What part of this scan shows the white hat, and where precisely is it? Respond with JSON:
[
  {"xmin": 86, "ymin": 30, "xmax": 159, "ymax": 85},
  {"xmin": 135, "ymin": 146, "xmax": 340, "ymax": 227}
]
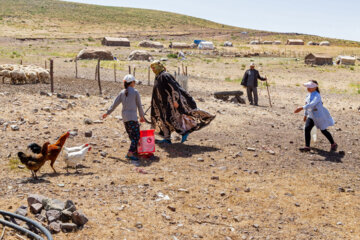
[
  {"xmin": 123, "ymin": 74, "xmax": 137, "ymax": 83},
  {"xmin": 303, "ymin": 81, "xmax": 318, "ymax": 88},
  {"xmin": 250, "ymin": 62, "xmax": 255, "ymax": 67}
]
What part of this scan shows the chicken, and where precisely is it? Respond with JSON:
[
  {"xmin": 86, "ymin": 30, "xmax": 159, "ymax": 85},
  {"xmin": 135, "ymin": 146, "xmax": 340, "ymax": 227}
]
[
  {"xmin": 27, "ymin": 143, "xmax": 42, "ymax": 154},
  {"xmin": 47, "ymin": 131, "xmax": 70, "ymax": 173},
  {"xmin": 18, "ymin": 142, "xmax": 50, "ymax": 179},
  {"xmin": 64, "ymin": 146, "xmax": 91, "ymax": 173},
  {"xmin": 64, "ymin": 144, "xmax": 89, "ymax": 153}
]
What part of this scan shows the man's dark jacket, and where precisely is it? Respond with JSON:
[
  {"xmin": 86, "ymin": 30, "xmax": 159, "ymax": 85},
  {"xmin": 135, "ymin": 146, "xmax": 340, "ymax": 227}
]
[{"xmin": 241, "ymin": 69, "xmax": 266, "ymax": 87}]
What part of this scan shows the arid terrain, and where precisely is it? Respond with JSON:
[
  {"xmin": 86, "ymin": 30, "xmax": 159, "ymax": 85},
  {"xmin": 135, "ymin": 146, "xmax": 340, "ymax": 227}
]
[{"xmin": 1, "ymin": 1, "xmax": 360, "ymax": 240}]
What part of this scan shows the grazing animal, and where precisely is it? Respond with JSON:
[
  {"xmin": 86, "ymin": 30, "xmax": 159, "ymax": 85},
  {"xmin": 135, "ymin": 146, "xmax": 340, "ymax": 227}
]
[{"xmin": 18, "ymin": 142, "xmax": 50, "ymax": 179}]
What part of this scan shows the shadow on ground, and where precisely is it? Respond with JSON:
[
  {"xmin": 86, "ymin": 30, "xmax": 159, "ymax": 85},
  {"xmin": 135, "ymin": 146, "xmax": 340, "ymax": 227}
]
[
  {"xmin": 311, "ymin": 148, "xmax": 345, "ymax": 163},
  {"xmin": 109, "ymin": 155, "xmax": 160, "ymax": 167},
  {"xmin": 157, "ymin": 143, "xmax": 220, "ymax": 158}
]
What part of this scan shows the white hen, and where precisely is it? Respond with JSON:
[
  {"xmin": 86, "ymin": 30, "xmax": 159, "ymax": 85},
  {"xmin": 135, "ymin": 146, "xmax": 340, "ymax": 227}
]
[
  {"xmin": 64, "ymin": 144, "xmax": 89, "ymax": 153},
  {"xmin": 64, "ymin": 146, "xmax": 91, "ymax": 172}
]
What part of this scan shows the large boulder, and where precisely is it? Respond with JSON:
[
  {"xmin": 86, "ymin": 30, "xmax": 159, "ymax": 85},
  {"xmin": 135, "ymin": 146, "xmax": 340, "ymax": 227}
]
[
  {"xmin": 128, "ymin": 50, "xmax": 153, "ymax": 61},
  {"xmin": 138, "ymin": 40, "xmax": 164, "ymax": 49},
  {"xmin": 76, "ymin": 49, "xmax": 114, "ymax": 60}
]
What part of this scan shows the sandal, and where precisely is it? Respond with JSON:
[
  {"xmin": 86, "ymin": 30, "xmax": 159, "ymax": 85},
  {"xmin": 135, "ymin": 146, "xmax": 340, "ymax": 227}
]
[
  {"xmin": 331, "ymin": 143, "xmax": 338, "ymax": 151},
  {"xmin": 181, "ymin": 133, "xmax": 190, "ymax": 143},
  {"xmin": 126, "ymin": 155, "xmax": 139, "ymax": 161},
  {"xmin": 299, "ymin": 147, "xmax": 311, "ymax": 152}
]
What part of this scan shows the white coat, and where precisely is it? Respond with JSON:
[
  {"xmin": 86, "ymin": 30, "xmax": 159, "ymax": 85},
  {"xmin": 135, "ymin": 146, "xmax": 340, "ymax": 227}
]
[{"xmin": 303, "ymin": 91, "xmax": 335, "ymax": 130}]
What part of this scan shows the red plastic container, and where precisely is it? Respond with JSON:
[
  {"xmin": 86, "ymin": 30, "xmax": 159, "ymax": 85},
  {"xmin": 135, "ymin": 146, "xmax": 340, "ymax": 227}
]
[{"xmin": 138, "ymin": 129, "xmax": 155, "ymax": 154}]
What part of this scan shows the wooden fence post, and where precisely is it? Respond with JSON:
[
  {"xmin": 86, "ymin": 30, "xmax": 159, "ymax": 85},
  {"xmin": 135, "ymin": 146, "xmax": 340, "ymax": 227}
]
[
  {"xmin": 75, "ymin": 59, "xmax": 78, "ymax": 79},
  {"xmin": 185, "ymin": 66, "xmax": 188, "ymax": 76},
  {"xmin": 148, "ymin": 67, "xmax": 150, "ymax": 86},
  {"xmin": 95, "ymin": 62, "xmax": 98, "ymax": 81},
  {"xmin": 50, "ymin": 59, "xmax": 54, "ymax": 93},
  {"xmin": 97, "ymin": 59, "xmax": 102, "ymax": 95},
  {"xmin": 20, "ymin": 59, "xmax": 23, "ymax": 65},
  {"xmin": 133, "ymin": 67, "xmax": 136, "ymax": 77},
  {"xmin": 128, "ymin": 65, "xmax": 131, "ymax": 74},
  {"xmin": 45, "ymin": 60, "xmax": 47, "ymax": 69},
  {"xmin": 114, "ymin": 63, "xmax": 116, "ymax": 82}
]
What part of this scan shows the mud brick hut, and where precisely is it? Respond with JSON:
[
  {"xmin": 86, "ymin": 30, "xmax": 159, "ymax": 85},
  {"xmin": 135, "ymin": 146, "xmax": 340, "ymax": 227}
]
[
  {"xmin": 336, "ymin": 56, "xmax": 356, "ymax": 65},
  {"xmin": 170, "ymin": 42, "xmax": 193, "ymax": 49},
  {"xmin": 319, "ymin": 41, "xmax": 330, "ymax": 46},
  {"xmin": 249, "ymin": 40, "xmax": 260, "ymax": 45},
  {"xmin": 139, "ymin": 40, "xmax": 164, "ymax": 49},
  {"xmin": 101, "ymin": 37, "xmax": 130, "ymax": 47},
  {"xmin": 305, "ymin": 53, "xmax": 333, "ymax": 65},
  {"xmin": 287, "ymin": 39, "xmax": 304, "ymax": 45},
  {"xmin": 262, "ymin": 41, "xmax": 273, "ymax": 45},
  {"xmin": 273, "ymin": 40, "xmax": 282, "ymax": 45}
]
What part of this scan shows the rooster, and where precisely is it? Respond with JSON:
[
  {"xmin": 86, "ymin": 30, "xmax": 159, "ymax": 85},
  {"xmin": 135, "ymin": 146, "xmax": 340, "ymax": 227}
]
[
  {"xmin": 27, "ymin": 143, "xmax": 42, "ymax": 154},
  {"xmin": 64, "ymin": 146, "xmax": 91, "ymax": 173},
  {"xmin": 46, "ymin": 131, "xmax": 70, "ymax": 173},
  {"xmin": 18, "ymin": 142, "xmax": 50, "ymax": 179}
]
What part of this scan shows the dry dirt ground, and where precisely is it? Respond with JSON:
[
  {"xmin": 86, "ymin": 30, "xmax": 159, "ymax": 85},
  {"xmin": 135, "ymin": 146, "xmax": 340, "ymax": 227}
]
[{"xmin": 0, "ymin": 40, "xmax": 360, "ymax": 240}]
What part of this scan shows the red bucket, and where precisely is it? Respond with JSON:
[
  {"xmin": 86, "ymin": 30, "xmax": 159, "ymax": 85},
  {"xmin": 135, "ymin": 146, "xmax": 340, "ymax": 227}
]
[{"xmin": 138, "ymin": 129, "xmax": 155, "ymax": 154}]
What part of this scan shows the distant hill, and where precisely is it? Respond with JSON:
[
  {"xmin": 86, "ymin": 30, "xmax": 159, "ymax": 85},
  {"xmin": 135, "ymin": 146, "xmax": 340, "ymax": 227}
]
[{"xmin": 0, "ymin": 0, "xmax": 358, "ymax": 46}]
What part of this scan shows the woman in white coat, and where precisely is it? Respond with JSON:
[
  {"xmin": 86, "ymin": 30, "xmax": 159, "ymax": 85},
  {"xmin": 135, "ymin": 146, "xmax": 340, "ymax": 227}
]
[{"xmin": 294, "ymin": 80, "xmax": 337, "ymax": 152}]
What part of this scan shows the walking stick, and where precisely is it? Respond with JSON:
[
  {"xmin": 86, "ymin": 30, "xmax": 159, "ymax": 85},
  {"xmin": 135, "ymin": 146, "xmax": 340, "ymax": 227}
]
[{"xmin": 265, "ymin": 76, "xmax": 272, "ymax": 107}]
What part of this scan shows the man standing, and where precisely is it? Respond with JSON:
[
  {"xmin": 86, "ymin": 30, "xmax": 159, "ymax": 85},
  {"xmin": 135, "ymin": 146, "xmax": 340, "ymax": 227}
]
[{"xmin": 241, "ymin": 62, "xmax": 267, "ymax": 106}]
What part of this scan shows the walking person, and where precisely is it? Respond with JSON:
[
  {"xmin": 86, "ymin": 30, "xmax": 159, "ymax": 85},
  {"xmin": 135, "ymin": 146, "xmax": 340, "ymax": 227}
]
[
  {"xmin": 150, "ymin": 60, "xmax": 215, "ymax": 144},
  {"xmin": 241, "ymin": 62, "xmax": 267, "ymax": 106},
  {"xmin": 294, "ymin": 80, "xmax": 337, "ymax": 152},
  {"xmin": 103, "ymin": 74, "xmax": 145, "ymax": 161}
]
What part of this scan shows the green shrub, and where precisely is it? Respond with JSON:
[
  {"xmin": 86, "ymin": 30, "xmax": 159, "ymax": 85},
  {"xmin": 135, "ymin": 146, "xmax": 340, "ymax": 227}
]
[
  {"xmin": 88, "ymin": 36, "xmax": 95, "ymax": 42},
  {"xmin": 167, "ymin": 53, "xmax": 177, "ymax": 59}
]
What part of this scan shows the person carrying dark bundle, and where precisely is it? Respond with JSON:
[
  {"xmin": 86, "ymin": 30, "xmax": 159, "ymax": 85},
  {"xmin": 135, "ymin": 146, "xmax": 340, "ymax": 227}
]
[{"xmin": 150, "ymin": 60, "xmax": 215, "ymax": 144}]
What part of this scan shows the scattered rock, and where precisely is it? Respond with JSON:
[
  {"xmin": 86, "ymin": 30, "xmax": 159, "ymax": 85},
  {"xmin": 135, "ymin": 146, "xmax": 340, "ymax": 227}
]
[
  {"xmin": 48, "ymin": 221, "xmax": 61, "ymax": 233},
  {"xmin": 247, "ymin": 147, "xmax": 256, "ymax": 152},
  {"xmin": 84, "ymin": 118, "xmax": 93, "ymax": 125},
  {"xmin": 211, "ymin": 176, "xmax": 219, "ymax": 180},
  {"xmin": 72, "ymin": 210, "xmax": 88, "ymax": 226},
  {"xmin": 15, "ymin": 205, "xmax": 27, "ymax": 216},
  {"xmin": 60, "ymin": 210, "xmax": 73, "ymax": 222},
  {"xmin": 57, "ymin": 93, "xmax": 68, "ymax": 99},
  {"xmin": 61, "ymin": 222, "xmax": 78, "ymax": 232},
  {"xmin": 46, "ymin": 210, "xmax": 61, "ymax": 223},
  {"xmin": 10, "ymin": 125, "xmax": 19, "ymax": 131},
  {"xmin": 197, "ymin": 158, "xmax": 204, "ymax": 162},
  {"xmin": 295, "ymin": 203, "xmax": 300, "ymax": 207},
  {"xmin": 30, "ymin": 203, "xmax": 43, "ymax": 214},
  {"xmin": 100, "ymin": 151, "xmax": 108, "ymax": 157},
  {"xmin": 28, "ymin": 194, "xmax": 47, "ymax": 206},
  {"xmin": 135, "ymin": 222, "xmax": 143, "ymax": 229},
  {"xmin": 85, "ymin": 131, "xmax": 93, "ymax": 138},
  {"xmin": 65, "ymin": 200, "xmax": 76, "ymax": 212},
  {"xmin": 177, "ymin": 188, "xmax": 189, "ymax": 193},
  {"xmin": 244, "ymin": 188, "xmax": 251, "ymax": 193},
  {"xmin": 233, "ymin": 216, "xmax": 241, "ymax": 222},
  {"xmin": 42, "ymin": 107, "xmax": 51, "ymax": 112},
  {"xmin": 43, "ymin": 199, "xmax": 65, "ymax": 211},
  {"xmin": 167, "ymin": 206, "xmax": 176, "ymax": 212}
]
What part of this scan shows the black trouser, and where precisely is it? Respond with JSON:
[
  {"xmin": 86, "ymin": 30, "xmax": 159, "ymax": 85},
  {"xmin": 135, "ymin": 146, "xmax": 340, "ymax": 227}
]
[
  {"xmin": 305, "ymin": 118, "xmax": 334, "ymax": 147},
  {"xmin": 246, "ymin": 86, "xmax": 258, "ymax": 105}
]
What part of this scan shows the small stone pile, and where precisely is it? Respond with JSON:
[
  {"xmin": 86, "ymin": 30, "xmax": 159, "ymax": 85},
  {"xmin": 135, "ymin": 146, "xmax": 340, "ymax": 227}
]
[{"xmin": 16, "ymin": 194, "xmax": 89, "ymax": 234}]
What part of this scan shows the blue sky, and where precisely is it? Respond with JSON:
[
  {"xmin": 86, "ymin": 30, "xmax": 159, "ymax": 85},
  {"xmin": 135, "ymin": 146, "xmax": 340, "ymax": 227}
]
[{"xmin": 63, "ymin": 0, "xmax": 360, "ymax": 41}]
